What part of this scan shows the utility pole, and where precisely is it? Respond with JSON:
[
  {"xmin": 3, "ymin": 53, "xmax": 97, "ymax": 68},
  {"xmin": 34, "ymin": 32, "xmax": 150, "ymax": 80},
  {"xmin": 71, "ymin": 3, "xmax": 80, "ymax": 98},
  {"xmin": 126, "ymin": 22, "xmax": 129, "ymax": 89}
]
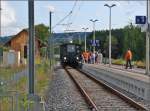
[
  {"xmin": 52, "ymin": 31, "xmax": 54, "ymax": 71},
  {"xmin": 104, "ymin": 4, "xmax": 116, "ymax": 67},
  {"xmin": 146, "ymin": 0, "xmax": 150, "ymax": 75},
  {"xmin": 82, "ymin": 28, "xmax": 89, "ymax": 52},
  {"xmin": 28, "ymin": 0, "xmax": 34, "ymax": 94},
  {"xmin": 49, "ymin": 11, "xmax": 52, "ymax": 69}
]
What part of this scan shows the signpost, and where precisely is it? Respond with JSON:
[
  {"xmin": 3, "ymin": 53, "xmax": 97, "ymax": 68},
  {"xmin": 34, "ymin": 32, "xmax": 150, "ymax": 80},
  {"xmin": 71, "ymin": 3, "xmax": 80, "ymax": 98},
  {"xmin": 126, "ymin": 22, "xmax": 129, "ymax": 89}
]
[
  {"xmin": 135, "ymin": 15, "xmax": 149, "ymax": 75},
  {"xmin": 90, "ymin": 40, "xmax": 100, "ymax": 47},
  {"xmin": 135, "ymin": 16, "xmax": 146, "ymax": 24}
]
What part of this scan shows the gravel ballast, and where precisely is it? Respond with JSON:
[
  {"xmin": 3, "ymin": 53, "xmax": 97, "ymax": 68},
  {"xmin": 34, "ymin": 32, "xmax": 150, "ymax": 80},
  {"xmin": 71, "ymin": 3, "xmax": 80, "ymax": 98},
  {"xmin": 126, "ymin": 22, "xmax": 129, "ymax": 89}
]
[{"xmin": 46, "ymin": 66, "xmax": 90, "ymax": 111}]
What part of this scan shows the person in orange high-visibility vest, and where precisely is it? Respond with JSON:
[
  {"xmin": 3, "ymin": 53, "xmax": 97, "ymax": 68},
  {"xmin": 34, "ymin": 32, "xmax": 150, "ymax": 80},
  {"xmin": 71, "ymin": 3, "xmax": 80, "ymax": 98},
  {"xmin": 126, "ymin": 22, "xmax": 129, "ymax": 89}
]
[
  {"xmin": 83, "ymin": 51, "xmax": 88, "ymax": 63},
  {"xmin": 125, "ymin": 48, "xmax": 132, "ymax": 69}
]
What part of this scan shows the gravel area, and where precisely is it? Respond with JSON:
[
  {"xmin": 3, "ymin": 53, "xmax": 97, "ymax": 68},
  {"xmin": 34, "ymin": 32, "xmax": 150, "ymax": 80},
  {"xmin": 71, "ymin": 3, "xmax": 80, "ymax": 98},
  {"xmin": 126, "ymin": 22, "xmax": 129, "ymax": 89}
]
[{"xmin": 45, "ymin": 66, "xmax": 90, "ymax": 111}]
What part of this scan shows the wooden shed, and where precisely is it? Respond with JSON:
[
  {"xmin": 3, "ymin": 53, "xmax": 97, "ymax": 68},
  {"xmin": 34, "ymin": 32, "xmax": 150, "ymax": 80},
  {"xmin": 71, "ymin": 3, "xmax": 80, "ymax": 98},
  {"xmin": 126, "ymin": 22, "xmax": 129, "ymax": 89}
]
[{"xmin": 5, "ymin": 29, "xmax": 44, "ymax": 60}]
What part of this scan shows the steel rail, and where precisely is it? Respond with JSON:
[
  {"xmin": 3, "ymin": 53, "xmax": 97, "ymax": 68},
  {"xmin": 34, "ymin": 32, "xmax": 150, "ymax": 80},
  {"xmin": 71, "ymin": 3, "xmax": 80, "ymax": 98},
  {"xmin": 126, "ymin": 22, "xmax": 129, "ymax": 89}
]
[
  {"xmin": 78, "ymin": 69, "xmax": 148, "ymax": 111},
  {"xmin": 64, "ymin": 67, "xmax": 99, "ymax": 111}
]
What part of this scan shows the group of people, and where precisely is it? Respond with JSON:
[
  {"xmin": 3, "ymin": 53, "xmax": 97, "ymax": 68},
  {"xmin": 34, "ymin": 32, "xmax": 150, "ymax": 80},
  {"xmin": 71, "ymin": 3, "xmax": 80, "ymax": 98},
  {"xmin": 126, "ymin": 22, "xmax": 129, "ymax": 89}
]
[
  {"xmin": 82, "ymin": 51, "xmax": 103, "ymax": 64},
  {"xmin": 81, "ymin": 48, "xmax": 133, "ymax": 69}
]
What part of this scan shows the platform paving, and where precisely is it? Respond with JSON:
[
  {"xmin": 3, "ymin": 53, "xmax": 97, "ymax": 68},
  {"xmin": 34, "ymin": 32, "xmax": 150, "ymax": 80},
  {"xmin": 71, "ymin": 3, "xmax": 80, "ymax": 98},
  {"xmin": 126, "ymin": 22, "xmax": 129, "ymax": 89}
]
[{"xmin": 82, "ymin": 63, "xmax": 150, "ymax": 101}]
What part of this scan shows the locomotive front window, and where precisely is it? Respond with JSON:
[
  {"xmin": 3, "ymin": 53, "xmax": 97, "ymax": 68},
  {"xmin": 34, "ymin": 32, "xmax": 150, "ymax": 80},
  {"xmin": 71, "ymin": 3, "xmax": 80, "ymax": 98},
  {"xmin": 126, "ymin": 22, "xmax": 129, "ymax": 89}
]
[{"xmin": 67, "ymin": 45, "xmax": 75, "ymax": 52}]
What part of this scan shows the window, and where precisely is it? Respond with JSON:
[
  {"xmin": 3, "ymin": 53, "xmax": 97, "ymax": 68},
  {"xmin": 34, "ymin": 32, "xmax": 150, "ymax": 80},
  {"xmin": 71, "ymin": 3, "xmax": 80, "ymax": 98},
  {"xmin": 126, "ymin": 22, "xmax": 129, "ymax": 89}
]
[{"xmin": 67, "ymin": 45, "xmax": 75, "ymax": 52}]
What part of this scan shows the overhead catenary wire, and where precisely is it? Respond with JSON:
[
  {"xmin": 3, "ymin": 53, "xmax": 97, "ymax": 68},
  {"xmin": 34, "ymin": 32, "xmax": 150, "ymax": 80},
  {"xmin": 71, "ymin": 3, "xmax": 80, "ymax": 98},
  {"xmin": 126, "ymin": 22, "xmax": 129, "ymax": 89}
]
[
  {"xmin": 52, "ymin": 11, "xmax": 73, "ymax": 30},
  {"xmin": 52, "ymin": 0, "xmax": 78, "ymax": 30},
  {"xmin": 66, "ymin": 0, "xmax": 78, "ymax": 30},
  {"xmin": 52, "ymin": 0, "xmax": 82, "ymax": 33},
  {"xmin": 69, "ymin": 1, "xmax": 84, "ymax": 28}
]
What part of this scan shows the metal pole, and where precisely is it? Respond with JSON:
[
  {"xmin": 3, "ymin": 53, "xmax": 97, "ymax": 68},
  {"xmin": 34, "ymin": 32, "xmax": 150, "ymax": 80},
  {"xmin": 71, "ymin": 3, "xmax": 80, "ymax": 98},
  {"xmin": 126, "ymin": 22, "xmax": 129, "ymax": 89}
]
[
  {"xmin": 104, "ymin": 4, "xmax": 116, "ymax": 67},
  {"xmin": 146, "ymin": 0, "xmax": 150, "ymax": 75},
  {"xmin": 93, "ymin": 22, "xmax": 95, "ymax": 64},
  {"xmin": 52, "ymin": 32, "xmax": 54, "ymax": 70},
  {"xmin": 109, "ymin": 7, "xmax": 112, "ymax": 67},
  {"xmin": 12, "ymin": 96, "xmax": 13, "ymax": 111},
  {"xmin": 90, "ymin": 19, "xmax": 98, "ymax": 64},
  {"xmin": 49, "ymin": 12, "xmax": 52, "ymax": 69},
  {"xmin": 85, "ymin": 30, "xmax": 87, "ymax": 52},
  {"xmin": 82, "ymin": 28, "xmax": 88, "ymax": 52},
  {"xmin": 28, "ymin": 0, "xmax": 35, "ymax": 94}
]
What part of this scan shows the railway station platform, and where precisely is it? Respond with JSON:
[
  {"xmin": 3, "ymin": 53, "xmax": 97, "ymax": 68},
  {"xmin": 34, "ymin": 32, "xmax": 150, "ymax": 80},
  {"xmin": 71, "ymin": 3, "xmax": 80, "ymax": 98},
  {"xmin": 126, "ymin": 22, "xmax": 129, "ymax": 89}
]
[{"xmin": 82, "ymin": 63, "xmax": 150, "ymax": 101}]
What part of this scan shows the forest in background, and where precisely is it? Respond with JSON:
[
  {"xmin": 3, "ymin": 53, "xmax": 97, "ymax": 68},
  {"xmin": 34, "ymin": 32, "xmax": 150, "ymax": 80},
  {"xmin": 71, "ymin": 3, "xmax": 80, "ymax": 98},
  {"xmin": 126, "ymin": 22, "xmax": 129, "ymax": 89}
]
[{"xmin": 86, "ymin": 23, "xmax": 146, "ymax": 61}]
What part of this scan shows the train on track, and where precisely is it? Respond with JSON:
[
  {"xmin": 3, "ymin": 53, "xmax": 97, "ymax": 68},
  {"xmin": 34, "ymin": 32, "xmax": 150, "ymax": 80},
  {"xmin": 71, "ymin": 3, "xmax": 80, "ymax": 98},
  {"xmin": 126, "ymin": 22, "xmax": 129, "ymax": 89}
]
[{"xmin": 60, "ymin": 43, "xmax": 83, "ymax": 68}]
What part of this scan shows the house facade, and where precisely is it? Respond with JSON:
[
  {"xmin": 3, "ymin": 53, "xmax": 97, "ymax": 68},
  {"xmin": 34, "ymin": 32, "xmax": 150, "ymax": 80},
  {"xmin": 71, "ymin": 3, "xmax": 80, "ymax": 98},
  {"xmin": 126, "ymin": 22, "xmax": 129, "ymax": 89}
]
[{"xmin": 5, "ymin": 29, "xmax": 43, "ymax": 64}]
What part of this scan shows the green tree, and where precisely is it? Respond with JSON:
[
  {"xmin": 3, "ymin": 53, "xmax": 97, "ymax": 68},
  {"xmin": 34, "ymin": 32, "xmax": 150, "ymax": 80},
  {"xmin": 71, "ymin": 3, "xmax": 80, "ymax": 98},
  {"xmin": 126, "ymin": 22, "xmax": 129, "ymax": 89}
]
[
  {"xmin": 35, "ymin": 24, "xmax": 50, "ymax": 42},
  {"xmin": 103, "ymin": 36, "xmax": 119, "ymax": 58},
  {"xmin": 123, "ymin": 23, "xmax": 145, "ymax": 60}
]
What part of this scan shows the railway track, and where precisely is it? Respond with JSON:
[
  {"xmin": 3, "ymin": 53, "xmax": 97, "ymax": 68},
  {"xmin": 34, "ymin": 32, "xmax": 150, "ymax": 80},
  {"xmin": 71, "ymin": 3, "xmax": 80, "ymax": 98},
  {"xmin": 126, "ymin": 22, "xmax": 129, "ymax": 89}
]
[{"xmin": 64, "ymin": 66, "xmax": 148, "ymax": 111}]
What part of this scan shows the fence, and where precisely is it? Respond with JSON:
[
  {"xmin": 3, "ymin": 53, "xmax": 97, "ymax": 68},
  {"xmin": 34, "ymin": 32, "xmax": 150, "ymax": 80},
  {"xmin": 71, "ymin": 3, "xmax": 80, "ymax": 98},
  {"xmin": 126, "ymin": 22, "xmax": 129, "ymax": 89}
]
[{"xmin": 0, "ymin": 96, "xmax": 14, "ymax": 111}]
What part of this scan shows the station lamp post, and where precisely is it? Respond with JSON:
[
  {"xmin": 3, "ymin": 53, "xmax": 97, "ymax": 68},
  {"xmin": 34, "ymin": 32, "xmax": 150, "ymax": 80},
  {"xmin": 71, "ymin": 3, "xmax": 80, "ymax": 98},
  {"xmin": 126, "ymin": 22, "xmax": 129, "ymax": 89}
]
[
  {"xmin": 82, "ymin": 28, "xmax": 88, "ymax": 52},
  {"xmin": 90, "ymin": 19, "xmax": 98, "ymax": 64},
  {"xmin": 146, "ymin": 0, "xmax": 150, "ymax": 75},
  {"xmin": 104, "ymin": 4, "xmax": 116, "ymax": 67},
  {"xmin": 48, "ymin": 6, "xmax": 54, "ymax": 70},
  {"xmin": 49, "ymin": 11, "xmax": 52, "ymax": 69}
]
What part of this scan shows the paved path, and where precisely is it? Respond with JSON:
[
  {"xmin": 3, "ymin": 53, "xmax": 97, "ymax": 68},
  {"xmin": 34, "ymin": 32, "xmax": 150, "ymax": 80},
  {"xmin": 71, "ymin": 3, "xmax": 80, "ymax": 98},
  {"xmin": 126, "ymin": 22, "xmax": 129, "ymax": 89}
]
[
  {"xmin": 84, "ymin": 63, "xmax": 147, "ymax": 75},
  {"xmin": 12, "ymin": 69, "xmax": 28, "ymax": 81}
]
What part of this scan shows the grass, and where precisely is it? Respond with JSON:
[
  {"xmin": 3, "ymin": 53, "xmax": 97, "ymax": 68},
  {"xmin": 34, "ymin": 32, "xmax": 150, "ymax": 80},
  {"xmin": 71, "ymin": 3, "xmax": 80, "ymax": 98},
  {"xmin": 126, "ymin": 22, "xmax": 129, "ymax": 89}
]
[
  {"xmin": 0, "ymin": 58, "xmax": 53, "ymax": 110},
  {"xmin": 0, "ymin": 65, "xmax": 26, "ymax": 80},
  {"xmin": 135, "ymin": 61, "xmax": 146, "ymax": 68},
  {"xmin": 0, "ymin": 97, "xmax": 13, "ymax": 111},
  {"xmin": 112, "ymin": 59, "xmax": 126, "ymax": 65},
  {"xmin": 12, "ymin": 58, "xmax": 52, "ymax": 95},
  {"xmin": 35, "ymin": 60, "xmax": 51, "ymax": 96}
]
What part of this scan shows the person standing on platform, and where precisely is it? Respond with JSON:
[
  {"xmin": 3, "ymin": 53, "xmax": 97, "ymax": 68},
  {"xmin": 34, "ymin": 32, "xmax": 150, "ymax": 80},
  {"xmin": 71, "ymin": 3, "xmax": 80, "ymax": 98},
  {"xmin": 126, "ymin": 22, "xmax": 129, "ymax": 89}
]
[
  {"xmin": 88, "ymin": 51, "xmax": 92, "ymax": 64},
  {"xmin": 82, "ymin": 53, "xmax": 85, "ymax": 63},
  {"xmin": 96, "ymin": 52, "xmax": 99, "ymax": 64},
  {"xmin": 103, "ymin": 50, "xmax": 106, "ymax": 64},
  {"xmin": 99, "ymin": 52, "xmax": 103, "ymax": 64},
  {"xmin": 125, "ymin": 48, "xmax": 132, "ymax": 69}
]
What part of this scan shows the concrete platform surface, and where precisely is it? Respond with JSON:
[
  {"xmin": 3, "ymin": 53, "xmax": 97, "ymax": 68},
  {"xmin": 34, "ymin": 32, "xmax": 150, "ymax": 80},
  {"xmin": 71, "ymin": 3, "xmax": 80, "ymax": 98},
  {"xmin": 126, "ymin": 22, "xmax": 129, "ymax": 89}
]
[{"xmin": 82, "ymin": 64, "xmax": 150, "ymax": 101}]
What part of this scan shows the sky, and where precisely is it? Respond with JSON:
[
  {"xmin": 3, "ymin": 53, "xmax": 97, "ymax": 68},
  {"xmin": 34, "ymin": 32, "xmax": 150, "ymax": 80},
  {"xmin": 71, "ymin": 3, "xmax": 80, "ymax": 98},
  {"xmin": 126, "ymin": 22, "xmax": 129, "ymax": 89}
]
[{"xmin": 0, "ymin": 0, "xmax": 146, "ymax": 36}]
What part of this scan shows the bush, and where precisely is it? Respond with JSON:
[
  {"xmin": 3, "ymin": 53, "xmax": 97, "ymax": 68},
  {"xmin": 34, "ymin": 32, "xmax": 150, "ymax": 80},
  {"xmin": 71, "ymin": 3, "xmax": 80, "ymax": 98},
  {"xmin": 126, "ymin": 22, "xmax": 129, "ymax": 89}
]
[
  {"xmin": 135, "ymin": 61, "xmax": 145, "ymax": 69},
  {"xmin": 112, "ymin": 59, "xmax": 125, "ymax": 65}
]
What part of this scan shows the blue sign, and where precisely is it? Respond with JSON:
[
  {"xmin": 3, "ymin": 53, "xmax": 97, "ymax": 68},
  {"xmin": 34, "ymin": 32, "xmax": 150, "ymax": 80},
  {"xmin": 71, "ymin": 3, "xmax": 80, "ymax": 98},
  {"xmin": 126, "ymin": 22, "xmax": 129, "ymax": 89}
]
[
  {"xmin": 90, "ymin": 40, "xmax": 100, "ymax": 46},
  {"xmin": 135, "ymin": 16, "xmax": 146, "ymax": 24},
  {"xmin": 92, "ymin": 43, "xmax": 96, "ymax": 46}
]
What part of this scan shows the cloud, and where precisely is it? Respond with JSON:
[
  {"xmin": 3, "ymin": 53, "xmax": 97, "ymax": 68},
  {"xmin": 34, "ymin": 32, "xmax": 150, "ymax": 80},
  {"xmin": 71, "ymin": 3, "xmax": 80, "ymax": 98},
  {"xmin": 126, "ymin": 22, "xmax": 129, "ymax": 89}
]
[
  {"xmin": 1, "ymin": 1, "xmax": 16, "ymax": 27},
  {"xmin": 1, "ymin": 1, "xmax": 22, "ymax": 36}
]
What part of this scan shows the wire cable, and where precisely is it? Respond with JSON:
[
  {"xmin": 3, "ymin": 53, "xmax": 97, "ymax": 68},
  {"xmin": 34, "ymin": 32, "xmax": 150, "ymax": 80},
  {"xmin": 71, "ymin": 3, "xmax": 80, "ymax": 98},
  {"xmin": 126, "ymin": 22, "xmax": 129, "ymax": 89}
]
[
  {"xmin": 70, "ymin": 1, "xmax": 84, "ymax": 28},
  {"xmin": 52, "ymin": 11, "xmax": 72, "ymax": 30},
  {"xmin": 66, "ymin": 0, "xmax": 78, "ymax": 30}
]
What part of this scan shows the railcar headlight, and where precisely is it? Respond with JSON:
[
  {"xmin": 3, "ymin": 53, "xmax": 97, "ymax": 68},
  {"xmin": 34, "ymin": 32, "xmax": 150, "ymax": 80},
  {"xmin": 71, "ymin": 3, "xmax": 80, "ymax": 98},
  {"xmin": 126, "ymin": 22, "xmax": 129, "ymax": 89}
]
[
  {"xmin": 64, "ymin": 57, "xmax": 66, "ymax": 60},
  {"xmin": 76, "ymin": 57, "xmax": 79, "ymax": 60}
]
